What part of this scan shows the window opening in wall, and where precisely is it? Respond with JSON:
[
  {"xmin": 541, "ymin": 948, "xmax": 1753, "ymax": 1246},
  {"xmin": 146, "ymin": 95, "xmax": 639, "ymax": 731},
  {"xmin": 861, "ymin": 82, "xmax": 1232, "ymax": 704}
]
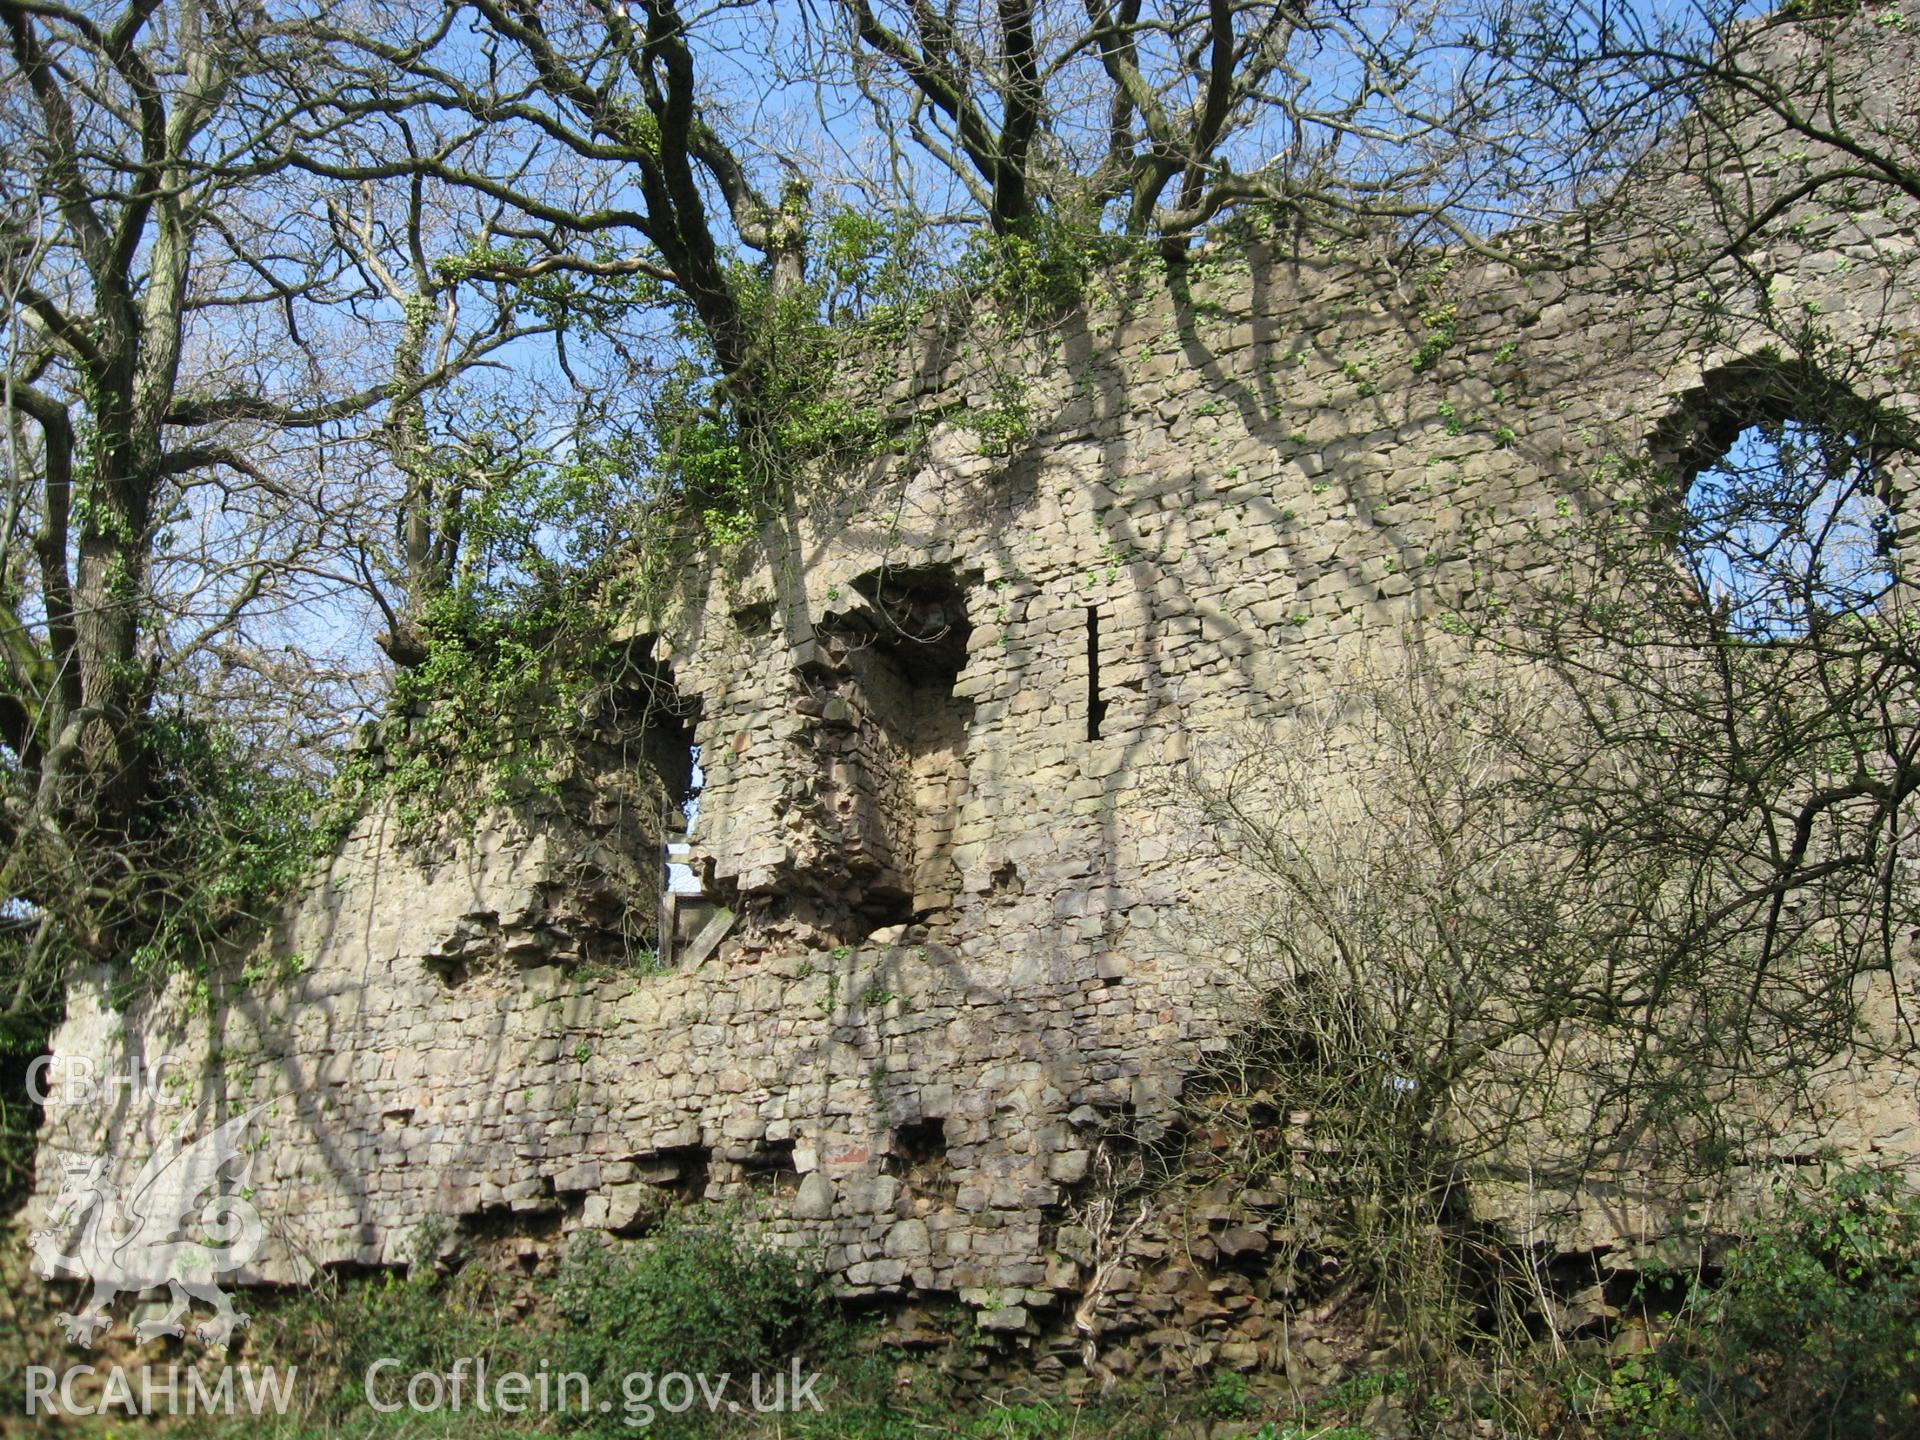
[
  {"xmin": 665, "ymin": 745, "xmax": 703, "ymax": 897},
  {"xmin": 829, "ymin": 565, "xmax": 978, "ymax": 929},
  {"xmin": 615, "ymin": 660, "xmax": 724, "ymax": 967},
  {"xmin": 1682, "ymin": 418, "xmax": 1895, "ymax": 637},
  {"xmin": 659, "ymin": 736, "xmax": 732, "ymax": 966},
  {"xmin": 1086, "ymin": 606, "xmax": 1108, "ymax": 741}
]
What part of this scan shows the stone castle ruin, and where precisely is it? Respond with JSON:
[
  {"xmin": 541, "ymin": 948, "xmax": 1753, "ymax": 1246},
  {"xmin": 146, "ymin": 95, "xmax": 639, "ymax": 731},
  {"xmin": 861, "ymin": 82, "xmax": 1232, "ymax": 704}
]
[{"xmin": 24, "ymin": 5, "xmax": 1920, "ymax": 1382}]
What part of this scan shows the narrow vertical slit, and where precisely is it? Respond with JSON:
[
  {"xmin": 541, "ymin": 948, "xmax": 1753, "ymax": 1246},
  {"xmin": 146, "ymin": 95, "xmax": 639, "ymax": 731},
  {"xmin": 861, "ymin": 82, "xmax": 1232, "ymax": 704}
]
[{"xmin": 1086, "ymin": 606, "xmax": 1107, "ymax": 741}]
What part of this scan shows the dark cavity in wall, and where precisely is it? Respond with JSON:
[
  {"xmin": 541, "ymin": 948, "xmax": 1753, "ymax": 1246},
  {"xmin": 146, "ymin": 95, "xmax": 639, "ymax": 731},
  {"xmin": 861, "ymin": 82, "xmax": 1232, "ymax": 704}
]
[
  {"xmin": 731, "ymin": 598, "xmax": 775, "ymax": 635},
  {"xmin": 602, "ymin": 645, "xmax": 723, "ymax": 966},
  {"xmin": 458, "ymin": 1200, "xmax": 569, "ymax": 1241},
  {"xmin": 742, "ymin": 1138, "xmax": 801, "ymax": 1195},
  {"xmin": 886, "ymin": 1117, "xmax": 947, "ymax": 1170},
  {"xmin": 810, "ymin": 564, "xmax": 978, "ymax": 935},
  {"xmin": 884, "ymin": 1117, "xmax": 956, "ymax": 1203},
  {"xmin": 632, "ymin": 1143, "xmax": 712, "ymax": 1204},
  {"xmin": 1086, "ymin": 606, "xmax": 1107, "ymax": 741},
  {"xmin": 451, "ymin": 1187, "xmax": 576, "ymax": 1270},
  {"xmin": 606, "ymin": 649, "xmax": 701, "ymax": 840}
]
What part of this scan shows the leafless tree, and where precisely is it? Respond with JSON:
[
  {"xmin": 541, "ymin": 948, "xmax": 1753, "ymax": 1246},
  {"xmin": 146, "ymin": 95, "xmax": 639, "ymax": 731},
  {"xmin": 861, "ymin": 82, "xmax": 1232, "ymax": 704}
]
[
  {"xmin": 0, "ymin": 0, "xmax": 604, "ymax": 1013},
  {"xmin": 822, "ymin": 0, "xmax": 1608, "ymax": 255},
  {"xmin": 1185, "ymin": 582, "xmax": 1920, "ymax": 1348}
]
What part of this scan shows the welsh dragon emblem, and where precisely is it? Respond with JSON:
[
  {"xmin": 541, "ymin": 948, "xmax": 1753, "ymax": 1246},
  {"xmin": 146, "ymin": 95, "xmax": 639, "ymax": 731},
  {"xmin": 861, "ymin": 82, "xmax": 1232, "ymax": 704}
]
[{"xmin": 30, "ymin": 1101, "xmax": 271, "ymax": 1348}]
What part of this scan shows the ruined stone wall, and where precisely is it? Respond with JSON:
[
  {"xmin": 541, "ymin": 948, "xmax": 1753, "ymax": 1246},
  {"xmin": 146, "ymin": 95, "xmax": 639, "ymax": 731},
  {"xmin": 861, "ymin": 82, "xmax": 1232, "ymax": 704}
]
[{"xmin": 24, "ymin": 8, "xmax": 1920, "ymax": 1377}]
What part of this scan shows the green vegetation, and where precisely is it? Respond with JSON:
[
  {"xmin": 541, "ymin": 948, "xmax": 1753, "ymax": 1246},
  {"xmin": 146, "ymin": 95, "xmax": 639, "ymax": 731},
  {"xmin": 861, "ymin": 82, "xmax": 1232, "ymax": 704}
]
[
  {"xmin": 1505, "ymin": 1169, "xmax": 1920, "ymax": 1438},
  {"xmin": 134, "ymin": 1208, "xmax": 853, "ymax": 1439},
  {"xmin": 368, "ymin": 580, "xmax": 616, "ymax": 830},
  {"xmin": 554, "ymin": 1212, "xmax": 840, "ymax": 1436},
  {"xmin": 348, "ymin": 207, "xmax": 1162, "ymax": 856},
  {"xmin": 14, "ymin": 1174, "xmax": 1917, "ymax": 1438},
  {"xmin": 1199, "ymin": 1370, "xmax": 1259, "ymax": 1419},
  {"xmin": 1411, "ymin": 304, "xmax": 1459, "ymax": 373},
  {"xmin": 114, "ymin": 714, "xmax": 327, "ymax": 983},
  {"xmin": 6, "ymin": 5, "xmax": 1920, "ymax": 1437}
]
